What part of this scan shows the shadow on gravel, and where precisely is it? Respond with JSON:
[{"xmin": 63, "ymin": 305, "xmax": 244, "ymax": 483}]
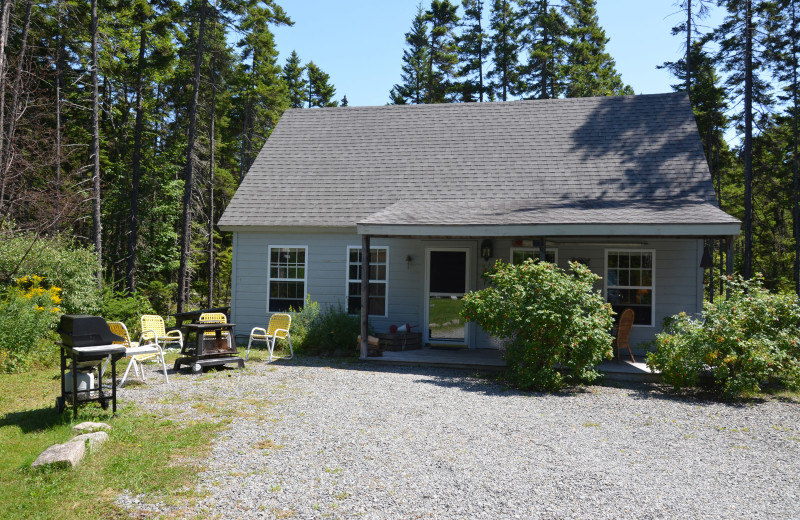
[{"xmin": 601, "ymin": 379, "xmax": 775, "ymax": 408}]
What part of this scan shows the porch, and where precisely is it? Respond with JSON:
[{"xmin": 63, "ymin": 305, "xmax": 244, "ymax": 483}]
[{"xmin": 362, "ymin": 346, "xmax": 660, "ymax": 383}]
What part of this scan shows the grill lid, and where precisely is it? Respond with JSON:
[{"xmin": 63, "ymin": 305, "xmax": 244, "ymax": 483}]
[{"xmin": 57, "ymin": 315, "xmax": 124, "ymax": 347}]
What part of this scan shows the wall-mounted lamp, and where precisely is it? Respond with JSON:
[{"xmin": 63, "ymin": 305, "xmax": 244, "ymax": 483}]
[
  {"xmin": 405, "ymin": 254, "xmax": 413, "ymax": 269},
  {"xmin": 700, "ymin": 241, "xmax": 713, "ymax": 269},
  {"xmin": 480, "ymin": 239, "xmax": 493, "ymax": 261}
]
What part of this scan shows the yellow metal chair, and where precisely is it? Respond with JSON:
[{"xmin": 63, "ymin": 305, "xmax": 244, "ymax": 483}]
[
  {"xmin": 108, "ymin": 321, "xmax": 169, "ymax": 386},
  {"xmin": 247, "ymin": 313, "xmax": 293, "ymax": 362},
  {"xmin": 140, "ymin": 314, "xmax": 183, "ymax": 351},
  {"xmin": 199, "ymin": 312, "xmax": 232, "ymax": 351}
]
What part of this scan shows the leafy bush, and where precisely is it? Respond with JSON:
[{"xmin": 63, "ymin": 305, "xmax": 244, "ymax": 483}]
[
  {"xmin": 286, "ymin": 297, "xmax": 359, "ymax": 356},
  {"xmin": 0, "ymin": 275, "xmax": 62, "ymax": 372},
  {"xmin": 0, "ymin": 233, "xmax": 100, "ymax": 314},
  {"xmin": 100, "ymin": 287, "xmax": 156, "ymax": 338},
  {"xmin": 462, "ymin": 260, "xmax": 615, "ymax": 390},
  {"xmin": 647, "ymin": 275, "xmax": 800, "ymax": 397}
]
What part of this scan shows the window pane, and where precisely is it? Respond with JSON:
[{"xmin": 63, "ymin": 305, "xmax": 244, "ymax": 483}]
[
  {"xmin": 630, "ymin": 270, "xmax": 641, "ymax": 286},
  {"xmin": 631, "ymin": 254, "xmax": 641, "ymax": 268},
  {"xmin": 608, "ymin": 254, "xmax": 618, "ymax": 268},
  {"xmin": 642, "ymin": 253, "xmax": 652, "ymax": 268},
  {"xmin": 608, "ymin": 269, "xmax": 618, "ymax": 286},
  {"xmin": 619, "ymin": 270, "xmax": 629, "ymax": 286},
  {"xmin": 641, "ymin": 270, "xmax": 652, "ymax": 286},
  {"xmin": 619, "ymin": 254, "xmax": 629, "ymax": 268}
]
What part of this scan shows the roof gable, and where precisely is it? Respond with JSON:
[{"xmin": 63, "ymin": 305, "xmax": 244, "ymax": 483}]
[{"xmin": 219, "ymin": 93, "xmax": 720, "ymax": 229}]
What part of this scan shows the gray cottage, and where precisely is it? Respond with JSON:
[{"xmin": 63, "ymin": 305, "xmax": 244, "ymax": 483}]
[{"xmin": 218, "ymin": 93, "xmax": 740, "ymax": 356}]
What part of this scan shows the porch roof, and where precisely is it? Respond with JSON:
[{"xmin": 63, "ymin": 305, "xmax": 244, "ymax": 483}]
[{"xmin": 357, "ymin": 198, "xmax": 740, "ymax": 238}]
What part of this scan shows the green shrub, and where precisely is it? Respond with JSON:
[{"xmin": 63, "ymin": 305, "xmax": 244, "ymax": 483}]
[
  {"xmin": 462, "ymin": 260, "xmax": 615, "ymax": 390},
  {"xmin": 647, "ymin": 274, "xmax": 800, "ymax": 397},
  {"xmin": 0, "ymin": 275, "xmax": 62, "ymax": 372},
  {"xmin": 288, "ymin": 298, "xmax": 359, "ymax": 356},
  {"xmin": 0, "ymin": 233, "xmax": 100, "ymax": 314},
  {"xmin": 100, "ymin": 287, "xmax": 155, "ymax": 338}
]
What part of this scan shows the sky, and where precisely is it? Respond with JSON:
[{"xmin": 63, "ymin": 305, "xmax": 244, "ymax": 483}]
[{"xmin": 271, "ymin": 0, "xmax": 728, "ymax": 108}]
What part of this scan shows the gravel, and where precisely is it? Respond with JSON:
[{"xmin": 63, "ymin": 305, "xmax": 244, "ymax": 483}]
[{"xmin": 116, "ymin": 358, "xmax": 800, "ymax": 519}]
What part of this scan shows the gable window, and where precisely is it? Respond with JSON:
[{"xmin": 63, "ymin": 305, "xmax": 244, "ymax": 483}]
[
  {"xmin": 606, "ymin": 250, "xmax": 654, "ymax": 326},
  {"xmin": 347, "ymin": 246, "xmax": 388, "ymax": 317},
  {"xmin": 268, "ymin": 246, "xmax": 307, "ymax": 312},
  {"xmin": 511, "ymin": 247, "xmax": 557, "ymax": 264}
]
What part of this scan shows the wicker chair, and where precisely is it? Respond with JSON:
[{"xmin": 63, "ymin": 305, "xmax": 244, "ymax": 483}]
[
  {"xmin": 614, "ymin": 308, "xmax": 636, "ymax": 363},
  {"xmin": 247, "ymin": 313, "xmax": 293, "ymax": 362}
]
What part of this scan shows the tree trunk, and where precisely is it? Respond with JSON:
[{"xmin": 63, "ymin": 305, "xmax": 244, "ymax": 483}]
[
  {"xmin": 790, "ymin": 0, "xmax": 800, "ymax": 296},
  {"xmin": 91, "ymin": 0, "xmax": 102, "ymax": 284},
  {"xmin": 0, "ymin": 0, "xmax": 14, "ymax": 211},
  {"xmin": 177, "ymin": 0, "xmax": 208, "ymax": 313},
  {"xmin": 686, "ymin": 0, "xmax": 692, "ymax": 95},
  {"xmin": 208, "ymin": 58, "xmax": 217, "ymax": 308},
  {"xmin": 743, "ymin": 0, "xmax": 753, "ymax": 279},
  {"xmin": 54, "ymin": 0, "xmax": 64, "ymax": 228},
  {"xmin": 128, "ymin": 28, "xmax": 146, "ymax": 293}
]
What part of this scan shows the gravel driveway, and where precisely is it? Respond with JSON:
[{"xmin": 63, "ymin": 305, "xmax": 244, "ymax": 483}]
[{"xmin": 118, "ymin": 358, "xmax": 800, "ymax": 519}]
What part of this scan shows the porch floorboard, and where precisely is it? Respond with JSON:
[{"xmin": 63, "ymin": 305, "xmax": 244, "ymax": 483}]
[{"xmin": 363, "ymin": 347, "xmax": 659, "ymax": 383}]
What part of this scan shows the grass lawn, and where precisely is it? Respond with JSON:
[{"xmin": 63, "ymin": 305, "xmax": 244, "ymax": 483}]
[{"xmin": 0, "ymin": 355, "xmax": 227, "ymax": 520}]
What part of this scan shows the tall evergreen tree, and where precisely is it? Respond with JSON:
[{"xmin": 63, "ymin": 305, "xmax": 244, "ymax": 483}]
[
  {"xmin": 426, "ymin": 0, "xmax": 460, "ymax": 103},
  {"xmin": 487, "ymin": 0, "xmax": 521, "ymax": 101},
  {"xmin": 562, "ymin": 0, "xmax": 632, "ymax": 97},
  {"xmin": 456, "ymin": 0, "xmax": 488, "ymax": 102},
  {"xmin": 517, "ymin": 0, "xmax": 568, "ymax": 99},
  {"xmin": 765, "ymin": 0, "xmax": 800, "ymax": 293},
  {"xmin": 390, "ymin": 3, "xmax": 430, "ymax": 104},
  {"xmin": 713, "ymin": 0, "xmax": 774, "ymax": 279},
  {"xmin": 283, "ymin": 50, "xmax": 307, "ymax": 109},
  {"xmin": 307, "ymin": 61, "xmax": 337, "ymax": 107}
]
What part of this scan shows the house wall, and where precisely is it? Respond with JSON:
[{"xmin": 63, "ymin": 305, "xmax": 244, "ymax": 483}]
[{"xmin": 230, "ymin": 230, "xmax": 703, "ymax": 353}]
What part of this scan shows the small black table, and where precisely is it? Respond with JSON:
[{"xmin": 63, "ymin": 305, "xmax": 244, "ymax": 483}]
[{"xmin": 174, "ymin": 322, "xmax": 244, "ymax": 373}]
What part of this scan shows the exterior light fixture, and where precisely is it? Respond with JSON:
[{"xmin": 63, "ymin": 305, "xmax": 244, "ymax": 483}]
[{"xmin": 480, "ymin": 239, "xmax": 493, "ymax": 261}]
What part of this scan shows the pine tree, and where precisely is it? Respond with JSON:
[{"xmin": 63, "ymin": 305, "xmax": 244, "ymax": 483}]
[
  {"xmin": 562, "ymin": 0, "xmax": 632, "ymax": 98},
  {"xmin": 340, "ymin": 94, "xmax": 349, "ymax": 107},
  {"xmin": 455, "ymin": 0, "xmax": 488, "ymax": 102},
  {"xmin": 426, "ymin": 0, "xmax": 460, "ymax": 103},
  {"xmin": 487, "ymin": 0, "xmax": 521, "ymax": 101},
  {"xmin": 307, "ymin": 61, "xmax": 337, "ymax": 107},
  {"xmin": 517, "ymin": 0, "xmax": 568, "ymax": 99},
  {"xmin": 390, "ymin": 3, "xmax": 430, "ymax": 104},
  {"xmin": 283, "ymin": 50, "xmax": 307, "ymax": 108},
  {"xmin": 713, "ymin": 0, "xmax": 775, "ymax": 279}
]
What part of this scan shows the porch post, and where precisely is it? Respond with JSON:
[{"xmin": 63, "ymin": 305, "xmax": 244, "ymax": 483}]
[
  {"xmin": 360, "ymin": 234, "xmax": 370, "ymax": 359},
  {"xmin": 539, "ymin": 236, "xmax": 547, "ymax": 261},
  {"xmin": 726, "ymin": 235, "xmax": 735, "ymax": 297}
]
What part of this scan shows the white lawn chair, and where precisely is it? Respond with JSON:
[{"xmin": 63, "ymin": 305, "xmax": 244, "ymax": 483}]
[{"xmin": 247, "ymin": 313, "xmax": 293, "ymax": 362}]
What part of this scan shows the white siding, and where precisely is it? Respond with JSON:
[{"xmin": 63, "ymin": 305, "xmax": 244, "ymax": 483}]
[{"xmin": 231, "ymin": 232, "xmax": 703, "ymax": 352}]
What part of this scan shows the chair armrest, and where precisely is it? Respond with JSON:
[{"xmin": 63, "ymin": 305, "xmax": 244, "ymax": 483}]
[
  {"xmin": 250, "ymin": 327, "xmax": 268, "ymax": 337},
  {"xmin": 140, "ymin": 329, "xmax": 159, "ymax": 345},
  {"xmin": 166, "ymin": 329, "xmax": 183, "ymax": 341},
  {"xmin": 274, "ymin": 328, "xmax": 290, "ymax": 337}
]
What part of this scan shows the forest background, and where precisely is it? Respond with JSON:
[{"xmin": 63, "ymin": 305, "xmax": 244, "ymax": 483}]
[{"xmin": 0, "ymin": 0, "xmax": 798, "ymax": 322}]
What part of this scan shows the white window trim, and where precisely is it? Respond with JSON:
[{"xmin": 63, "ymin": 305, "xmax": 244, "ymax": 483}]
[
  {"xmin": 510, "ymin": 247, "xmax": 558, "ymax": 265},
  {"xmin": 604, "ymin": 248, "xmax": 656, "ymax": 328},
  {"xmin": 345, "ymin": 245, "xmax": 389, "ymax": 318},
  {"xmin": 267, "ymin": 245, "xmax": 308, "ymax": 313}
]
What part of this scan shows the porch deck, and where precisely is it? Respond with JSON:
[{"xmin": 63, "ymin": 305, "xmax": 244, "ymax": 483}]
[{"xmin": 363, "ymin": 347, "xmax": 659, "ymax": 383}]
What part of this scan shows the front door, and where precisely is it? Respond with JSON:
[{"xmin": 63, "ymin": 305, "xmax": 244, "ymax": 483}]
[{"xmin": 426, "ymin": 249, "xmax": 468, "ymax": 345}]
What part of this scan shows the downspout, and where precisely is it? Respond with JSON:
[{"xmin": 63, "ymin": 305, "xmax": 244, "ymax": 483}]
[{"xmin": 360, "ymin": 234, "xmax": 370, "ymax": 359}]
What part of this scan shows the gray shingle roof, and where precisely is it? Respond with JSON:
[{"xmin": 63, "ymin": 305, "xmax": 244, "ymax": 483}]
[{"xmin": 219, "ymin": 93, "xmax": 729, "ymax": 230}]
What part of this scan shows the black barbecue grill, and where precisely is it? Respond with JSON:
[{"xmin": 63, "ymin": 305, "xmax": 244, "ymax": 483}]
[{"xmin": 56, "ymin": 315, "xmax": 126, "ymax": 415}]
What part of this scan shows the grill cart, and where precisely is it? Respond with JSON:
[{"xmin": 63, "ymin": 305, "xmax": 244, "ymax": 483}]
[{"xmin": 55, "ymin": 315, "xmax": 126, "ymax": 415}]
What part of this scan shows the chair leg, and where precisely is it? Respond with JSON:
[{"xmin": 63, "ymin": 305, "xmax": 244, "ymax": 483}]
[
  {"xmin": 158, "ymin": 354, "xmax": 170, "ymax": 384},
  {"xmin": 286, "ymin": 336, "xmax": 293, "ymax": 360},
  {"xmin": 120, "ymin": 357, "xmax": 136, "ymax": 386},
  {"xmin": 139, "ymin": 359, "xmax": 147, "ymax": 382},
  {"xmin": 268, "ymin": 336, "xmax": 276, "ymax": 363},
  {"xmin": 246, "ymin": 336, "xmax": 253, "ymax": 362}
]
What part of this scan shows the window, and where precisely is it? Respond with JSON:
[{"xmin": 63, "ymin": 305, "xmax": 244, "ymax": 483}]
[
  {"xmin": 510, "ymin": 248, "xmax": 557, "ymax": 264},
  {"xmin": 606, "ymin": 250, "xmax": 654, "ymax": 326},
  {"xmin": 268, "ymin": 246, "xmax": 307, "ymax": 312},
  {"xmin": 347, "ymin": 246, "xmax": 388, "ymax": 317}
]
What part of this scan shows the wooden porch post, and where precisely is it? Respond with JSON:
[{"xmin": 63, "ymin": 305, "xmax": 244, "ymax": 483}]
[
  {"xmin": 360, "ymin": 234, "xmax": 370, "ymax": 359},
  {"xmin": 539, "ymin": 237, "xmax": 547, "ymax": 262}
]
